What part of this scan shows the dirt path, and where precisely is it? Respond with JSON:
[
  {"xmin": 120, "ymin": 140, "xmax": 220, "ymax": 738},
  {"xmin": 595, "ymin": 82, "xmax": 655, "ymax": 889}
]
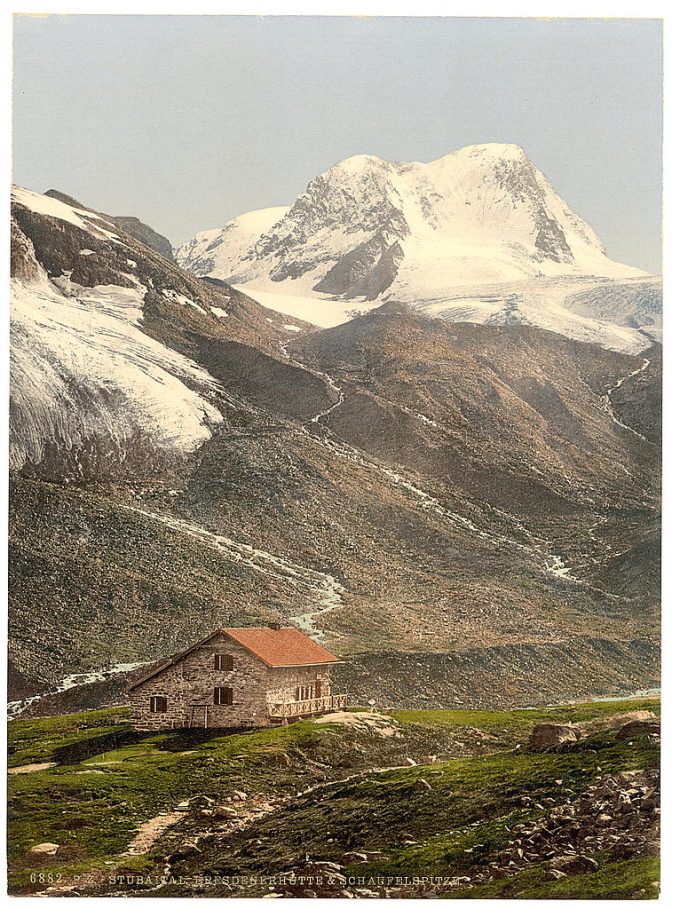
[
  {"xmin": 37, "ymin": 810, "xmax": 187, "ymax": 896},
  {"xmin": 8, "ymin": 762, "xmax": 56, "ymax": 775},
  {"xmin": 124, "ymin": 811, "xmax": 186, "ymax": 856}
]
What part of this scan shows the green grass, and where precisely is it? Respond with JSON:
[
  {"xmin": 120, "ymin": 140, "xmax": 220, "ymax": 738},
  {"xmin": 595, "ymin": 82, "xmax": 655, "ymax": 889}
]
[
  {"xmin": 182, "ymin": 727, "xmax": 658, "ymax": 888},
  {"xmin": 7, "ymin": 699, "xmax": 660, "ymax": 897},
  {"xmin": 8, "ymin": 706, "xmax": 130, "ymax": 768},
  {"xmin": 8, "ymin": 707, "xmax": 390, "ymax": 893},
  {"xmin": 443, "ymin": 855, "xmax": 660, "ymax": 899},
  {"xmin": 390, "ymin": 698, "xmax": 660, "ymax": 734}
]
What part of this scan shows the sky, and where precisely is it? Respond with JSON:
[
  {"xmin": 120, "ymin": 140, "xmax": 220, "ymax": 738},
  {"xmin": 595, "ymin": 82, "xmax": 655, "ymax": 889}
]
[{"xmin": 12, "ymin": 15, "xmax": 662, "ymax": 272}]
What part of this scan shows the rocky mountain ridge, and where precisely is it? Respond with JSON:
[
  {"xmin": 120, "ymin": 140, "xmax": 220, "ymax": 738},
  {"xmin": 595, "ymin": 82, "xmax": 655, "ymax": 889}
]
[
  {"xmin": 9, "ymin": 184, "xmax": 660, "ymax": 711},
  {"xmin": 176, "ymin": 144, "xmax": 659, "ymax": 353},
  {"xmin": 44, "ymin": 189, "xmax": 175, "ymax": 261}
]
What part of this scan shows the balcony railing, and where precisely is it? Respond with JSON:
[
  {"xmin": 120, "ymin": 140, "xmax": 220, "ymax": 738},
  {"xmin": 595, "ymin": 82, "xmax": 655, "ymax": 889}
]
[{"xmin": 268, "ymin": 693, "xmax": 347, "ymax": 719}]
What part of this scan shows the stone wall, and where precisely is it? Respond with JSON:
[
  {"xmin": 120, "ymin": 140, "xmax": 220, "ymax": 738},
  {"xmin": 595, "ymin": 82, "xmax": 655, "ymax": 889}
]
[
  {"xmin": 129, "ymin": 635, "xmax": 269, "ymax": 730},
  {"xmin": 129, "ymin": 634, "xmax": 340, "ymax": 730},
  {"xmin": 265, "ymin": 665, "xmax": 333, "ymax": 706}
]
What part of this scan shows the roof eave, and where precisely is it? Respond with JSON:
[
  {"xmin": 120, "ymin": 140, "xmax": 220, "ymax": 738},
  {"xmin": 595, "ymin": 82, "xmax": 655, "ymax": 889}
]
[
  {"xmin": 128, "ymin": 629, "xmax": 225, "ymax": 691},
  {"xmin": 267, "ymin": 659, "xmax": 344, "ymax": 668},
  {"xmin": 127, "ymin": 629, "xmax": 343, "ymax": 690}
]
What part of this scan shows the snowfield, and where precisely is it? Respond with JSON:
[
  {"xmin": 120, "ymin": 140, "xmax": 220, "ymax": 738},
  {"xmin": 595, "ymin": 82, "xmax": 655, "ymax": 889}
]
[
  {"xmin": 232, "ymin": 284, "xmax": 382, "ymax": 328},
  {"xmin": 12, "ymin": 186, "xmax": 122, "ymax": 243},
  {"xmin": 405, "ymin": 275, "xmax": 660, "ymax": 356},
  {"xmin": 10, "ymin": 274, "xmax": 223, "ymax": 474},
  {"xmin": 176, "ymin": 205, "xmax": 289, "ymax": 278},
  {"xmin": 177, "ymin": 143, "xmax": 659, "ymax": 352}
]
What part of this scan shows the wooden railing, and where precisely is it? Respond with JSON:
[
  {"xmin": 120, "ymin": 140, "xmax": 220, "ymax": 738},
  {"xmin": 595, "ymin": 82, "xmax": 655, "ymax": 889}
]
[{"xmin": 268, "ymin": 693, "xmax": 347, "ymax": 719}]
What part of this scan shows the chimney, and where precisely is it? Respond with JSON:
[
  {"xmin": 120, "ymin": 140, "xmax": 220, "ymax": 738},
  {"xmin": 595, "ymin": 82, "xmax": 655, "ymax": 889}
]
[{"xmin": 268, "ymin": 621, "xmax": 282, "ymax": 631}]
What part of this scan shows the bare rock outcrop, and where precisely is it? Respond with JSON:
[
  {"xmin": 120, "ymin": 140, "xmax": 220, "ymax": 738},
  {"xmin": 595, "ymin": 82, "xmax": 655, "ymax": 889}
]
[{"xmin": 528, "ymin": 722, "xmax": 582, "ymax": 751}]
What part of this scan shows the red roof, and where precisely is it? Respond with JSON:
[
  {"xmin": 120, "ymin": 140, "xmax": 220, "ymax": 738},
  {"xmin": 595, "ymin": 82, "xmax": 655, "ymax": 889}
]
[
  {"xmin": 129, "ymin": 626, "xmax": 340, "ymax": 690},
  {"xmin": 223, "ymin": 626, "xmax": 340, "ymax": 668}
]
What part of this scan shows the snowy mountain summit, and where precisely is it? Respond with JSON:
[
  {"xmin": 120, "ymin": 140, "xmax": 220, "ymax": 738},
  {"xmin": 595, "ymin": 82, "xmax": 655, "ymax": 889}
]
[{"xmin": 176, "ymin": 144, "xmax": 660, "ymax": 352}]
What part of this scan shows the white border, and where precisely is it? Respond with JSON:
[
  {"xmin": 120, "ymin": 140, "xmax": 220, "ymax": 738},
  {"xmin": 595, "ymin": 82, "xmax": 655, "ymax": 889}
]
[{"xmin": 2, "ymin": 4, "xmax": 675, "ymax": 907}]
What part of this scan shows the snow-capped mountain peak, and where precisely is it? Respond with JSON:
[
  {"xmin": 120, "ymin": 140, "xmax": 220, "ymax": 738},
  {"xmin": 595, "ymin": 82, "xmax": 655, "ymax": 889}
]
[{"xmin": 176, "ymin": 144, "xmax": 656, "ymax": 351}]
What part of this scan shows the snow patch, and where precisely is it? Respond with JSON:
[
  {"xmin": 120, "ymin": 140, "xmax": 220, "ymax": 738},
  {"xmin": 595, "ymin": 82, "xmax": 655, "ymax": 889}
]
[
  {"xmin": 176, "ymin": 205, "xmax": 289, "ymax": 278},
  {"xmin": 10, "ymin": 277, "xmax": 224, "ymax": 473},
  {"xmin": 161, "ymin": 288, "xmax": 204, "ymax": 314},
  {"xmin": 234, "ymin": 284, "xmax": 381, "ymax": 329},
  {"xmin": 12, "ymin": 186, "xmax": 121, "ymax": 243}
]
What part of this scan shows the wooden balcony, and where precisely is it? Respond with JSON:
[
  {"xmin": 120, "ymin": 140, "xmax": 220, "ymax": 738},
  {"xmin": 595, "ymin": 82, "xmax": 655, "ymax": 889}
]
[{"xmin": 268, "ymin": 693, "xmax": 347, "ymax": 719}]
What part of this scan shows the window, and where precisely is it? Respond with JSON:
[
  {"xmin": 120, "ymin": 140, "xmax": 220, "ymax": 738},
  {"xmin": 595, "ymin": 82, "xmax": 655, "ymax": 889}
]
[
  {"xmin": 214, "ymin": 653, "xmax": 234, "ymax": 671},
  {"xmin": 296, "ymin": 685, "xmax": 314, "ymax": 701},
  {"xmin": 150, "ymin": 696, "xmax": 168, "ymax": 713},
  {"xmin": 214, "ymin": 686, "xmax": 233, "ymax": 706}
]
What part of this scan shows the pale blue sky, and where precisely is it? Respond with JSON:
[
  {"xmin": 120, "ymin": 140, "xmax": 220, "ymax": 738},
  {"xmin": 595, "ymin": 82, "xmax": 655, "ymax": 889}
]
[{"xmin": 13, "ymin": 16, "xmax": 662, "ymax": 271}]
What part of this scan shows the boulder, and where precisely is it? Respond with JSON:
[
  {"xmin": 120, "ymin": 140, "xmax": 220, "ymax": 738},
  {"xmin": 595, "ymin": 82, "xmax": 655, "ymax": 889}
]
[
  {"xmin": 602, "ymin": 710, "xmax": 656, "ymax": 730},
  {"xmin": 529, "ymin": 723, "xmax": 582, "ymax": 750},
  {"xmin": 341, "ymin": 851, "xmax": 368, "ymax": 864},
  {"xmin": 615, "ymin": 720, "xmax": 660, "ymax": 741},
  {"xmin": 214, "ymin": 805, "xmax": 239, "ymax": 820},
  {"xmin": 268, "ymin": 751, "xmax": 292, "ymax": 768},
  {"xmin": 303, "ymin": 860, "xmax": 344, "ymax": 874},
  {"xmin": 548, "ymin": 854, "xmax": 599, "ymax": 875},
  {"xmin": 168, "ymin": 843, "xmax": 202, "ymax": 863},
  {"xmin": 188, "ymin": 795, "xmax": 216, "ymax": 809},
  {"xmin": 541, "ymin": 869, "xmax": 567, "ymax": 882},
  {"xmin": 29, "ymin": 842, "xmax": 60, "ymax": 857}
]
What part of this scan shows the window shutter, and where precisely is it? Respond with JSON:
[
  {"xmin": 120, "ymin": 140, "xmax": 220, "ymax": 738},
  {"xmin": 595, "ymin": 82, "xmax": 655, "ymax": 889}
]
[
  {"xmin": 214, "ymin": 686, "xmax": 234, "ymax": 706},
  {"xmin": 214, "ymin": 654, "xmax": 234, "ymax": 671}
]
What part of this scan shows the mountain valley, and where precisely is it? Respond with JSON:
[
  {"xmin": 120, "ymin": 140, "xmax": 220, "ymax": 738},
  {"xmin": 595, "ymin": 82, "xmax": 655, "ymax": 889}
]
[{"xmin": 9, "ymin": 173, "xmax": 660, "ymax": 710}]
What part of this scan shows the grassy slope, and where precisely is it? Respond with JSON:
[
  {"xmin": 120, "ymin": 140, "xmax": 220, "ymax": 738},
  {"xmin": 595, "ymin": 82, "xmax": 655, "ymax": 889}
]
[
  {"xmin": 391, "ymin": 698, "xmax": 661, "ymax": 732},
  {"xmin": 448, "ymin": 856, "xmax": 660, "ymax": 899},
  {"xmin": 197, "ymin": 734, "xmax": 657, "ymax": 880},
  {"xmin": 8, "ymin": 711, "xmax": 347, "ymax": 890},
  {"xmin": 7, "ymin": 699, "xmax": 660, "ymax": 897},
  {"xmin": 8, "ymin": 706, "xmax": 129, "ymax": 768}
]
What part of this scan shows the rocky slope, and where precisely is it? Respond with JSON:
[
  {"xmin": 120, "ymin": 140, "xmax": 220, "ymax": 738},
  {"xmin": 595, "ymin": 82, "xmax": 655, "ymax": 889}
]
[
  {"xmin": 44, "ymin": 190, "xmax": 175, "ymax": 260},
  {"xmin": 7, "ymin": 700, "xmax": 660, "ymax": 898},
  {"xmin": 176, "ymin": 144, "xmax": 659, "ymax": 352},
  {"xmin": 10, "ymin": 185, "xmax": 310, "ymax": 481},
  {"xmin": 9, "ymin": 185, "xmax": 660, "ymax": 709}
]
